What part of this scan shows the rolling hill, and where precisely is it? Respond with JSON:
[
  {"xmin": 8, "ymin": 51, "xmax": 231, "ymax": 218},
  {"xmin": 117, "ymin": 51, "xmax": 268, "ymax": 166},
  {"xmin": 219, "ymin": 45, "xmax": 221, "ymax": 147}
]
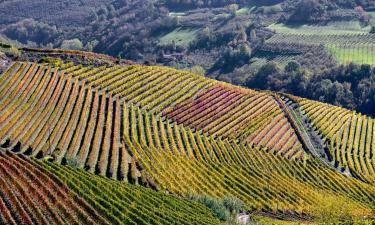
[
  {"xmin": 1, "ymin": 0, "xmax": 375, "ymax": 119},
  {"xmin": 1, "ymin": 0, "xmax": 375, "ymax": 223},
  {"xmin": 0, "ymin": 149, "xmax": 223, "ymax": 225},
  {"xmin": 0, "ymin": 48, "xmax": 375, "ymax": 223}
]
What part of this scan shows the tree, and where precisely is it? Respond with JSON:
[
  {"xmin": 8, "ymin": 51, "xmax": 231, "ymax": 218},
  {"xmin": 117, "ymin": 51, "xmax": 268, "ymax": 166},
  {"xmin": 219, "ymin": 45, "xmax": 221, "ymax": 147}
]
[
  {"xmin": 187, "ymin": 65, "xmax": 205, "ymax": 76},
  {"xmin": 237, "ymin": 29, "xmax": 247, "ymax": 43},
  {"xmin": 239, "ymin": 43, "xmax": 252, "ymax": 59},
  {"xmin": 247, "ymin": 61, "xmax": 282, "ymax": 89},
  {"xmin": 227, "ymin": 4, "xmax": 239, "ymax": 16},
  {"xmin": 61, "ymin": 39, "xmax": 83, "ymax": 50},
  {"xmin": 249, "ymin": 30, "xmax": 257, "ymax": 42},
  {"xmin": 85, "ymin": 39, "xmax": 99, "ymax": 51},
  {"xmin": 355, "ymin": 6, "xmax": 370, "ymax": 24},
  {"xmin": 288, "ymin": 0, "xmax": 324, "ymax": 23},
  {"xmin": 285, "ymin": 61, "xmax": 301, "ymax": 72}
]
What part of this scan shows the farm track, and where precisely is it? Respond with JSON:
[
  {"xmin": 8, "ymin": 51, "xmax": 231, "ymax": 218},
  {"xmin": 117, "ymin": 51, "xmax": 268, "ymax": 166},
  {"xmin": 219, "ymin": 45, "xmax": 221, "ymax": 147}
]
[
  {"xmin": 296, "ymin": 96, "xmax": 375, "ymax": 183},
  {"xmin": 275, "ymin": 94, "xmax": 353, "ymax": 177}
]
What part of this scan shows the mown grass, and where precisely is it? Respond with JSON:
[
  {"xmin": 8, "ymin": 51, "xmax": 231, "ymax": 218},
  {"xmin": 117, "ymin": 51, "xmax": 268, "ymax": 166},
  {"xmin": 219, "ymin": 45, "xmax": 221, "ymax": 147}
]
[
  {"xmin": 327, "ymin": 45, "xmax": 375, "ymax": 65},
  {"xmin": 159, "ymin": 28, "xmax": 201, "ymax": 46}
]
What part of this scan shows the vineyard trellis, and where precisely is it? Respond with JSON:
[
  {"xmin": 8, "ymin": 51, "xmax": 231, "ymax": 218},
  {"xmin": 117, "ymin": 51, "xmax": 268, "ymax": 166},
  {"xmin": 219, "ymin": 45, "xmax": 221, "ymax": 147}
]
[
  {"xmin": 0, "ymin": 61, "xmax": 375, "ymax": 218},
  {"xmin": 298, "ymin": 97, "xmax": 375, "ymax": 182},
  {"xmin": 263, "ymin": 33, "xmax": 375, "ymax": 65},
  {"xmin": 0, "ymin": 150, "xmax": 223, "ymax": 225}
]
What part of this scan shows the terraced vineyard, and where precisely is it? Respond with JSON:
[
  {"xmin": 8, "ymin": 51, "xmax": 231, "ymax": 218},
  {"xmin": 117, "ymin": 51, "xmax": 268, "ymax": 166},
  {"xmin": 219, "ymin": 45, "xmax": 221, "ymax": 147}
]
[
  {"xmin": 125, "ymin": 104, "xmax": 375, "ymax": 213},
  {"xmin": 1, "ymin": 60, "xmax": 375, "ymax": 222},
  {"xmin": 0, "ymin": 149, "xmax": 223, "ymax": 225},
  {"xmin": 297, "ymin": 98, "xmax": 375, "ymax": 183},
  {"xmin": 0, "ymin": 61, "xmax": 304, "ymax": 162},
  {"xmin": 0, "ymin": 62, "xmax": 126, "ymax": 179},
  {"xmin": 65, "ymin": 63, "xmax": 211, "ymax": 112},
  {"xmin": 163, "ymin": 85, "xmax": 304, "ymax": 158}
]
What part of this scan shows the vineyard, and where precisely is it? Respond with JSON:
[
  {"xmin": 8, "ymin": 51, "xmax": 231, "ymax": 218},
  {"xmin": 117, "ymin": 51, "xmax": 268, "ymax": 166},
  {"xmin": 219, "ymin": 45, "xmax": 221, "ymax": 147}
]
[
  {"xmin": 263, "ymin": 28, "xmax": 375, "ymax": 65},
  {"xmin": 65, "ymin": 63, "xmax": 212, "ymax": 112},
  {"xmin": 0, "ymin": 62, "xmax": 126, "ymax": 179},
  {"xmin": 0, "ymin": 60, "xmax": 375, "ymax": 223},
  {"xmin": 0, "ymin": 149, "xmax": 222, "ymax": 225},
  {"xmin": 124, "ymin": 104, "xmax": 375, "ymax": 213},
  {"xmin": 163, "ymin": 85, "xmax": 304, "ymax": 158},
  {"xmin": 297, "ymin": 97, "xmax": 375, "ymax": 183}
]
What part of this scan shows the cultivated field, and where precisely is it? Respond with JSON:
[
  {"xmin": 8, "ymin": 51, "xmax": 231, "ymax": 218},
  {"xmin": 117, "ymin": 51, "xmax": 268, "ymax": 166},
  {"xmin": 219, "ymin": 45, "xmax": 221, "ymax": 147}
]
[
  {"xmin": 0, "ymin": 59, "xmax": 375, "ymax": 223},
  {"xmin": 265, "ymin": 23, "xmax": 375, "ymax": 65}
]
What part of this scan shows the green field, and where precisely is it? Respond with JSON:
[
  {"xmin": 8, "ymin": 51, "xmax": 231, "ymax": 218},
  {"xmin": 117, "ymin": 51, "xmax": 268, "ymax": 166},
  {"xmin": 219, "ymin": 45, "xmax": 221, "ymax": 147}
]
[
  {"xmin": 159, "ymin": 28, "xmax": 201, "ymax": 46},
  {"xmin": 265, "ymin": 21, "xmax": 375, "ymax": 65},
  {"xmin": 327, "ymin": 44, "xmax": 375, "ymax": 65}
]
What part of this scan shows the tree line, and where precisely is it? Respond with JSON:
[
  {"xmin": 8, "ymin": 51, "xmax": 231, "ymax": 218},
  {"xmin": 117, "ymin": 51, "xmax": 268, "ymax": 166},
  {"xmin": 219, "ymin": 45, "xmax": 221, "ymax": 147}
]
[{"xmin": 247, "ymin": 61, "xmax": 375, "ymax": 116}]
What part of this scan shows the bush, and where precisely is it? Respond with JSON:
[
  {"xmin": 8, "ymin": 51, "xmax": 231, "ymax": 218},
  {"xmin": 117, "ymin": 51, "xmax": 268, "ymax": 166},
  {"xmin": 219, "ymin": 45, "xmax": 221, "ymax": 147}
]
[
  {"xmin": 201, "ymin": 195, "xmax": 230, "ymax": 221},
  {"xmin": 39, "ymin": 57, "xmax": 63, "ymax": 66},
  {"xmin": 185, "ymin": 65, "xmax": 205, "ymax": 76},
  {"xmin": 185, "ymin": 192, "xmax": 244, "ymax": 222},
  {"xmin": 223, "ymin": 195, "xmax": 243, "ymax": 214},
  {"xmin": 65, "ymin": 157, "xmax": 79, "ymax": 169}
]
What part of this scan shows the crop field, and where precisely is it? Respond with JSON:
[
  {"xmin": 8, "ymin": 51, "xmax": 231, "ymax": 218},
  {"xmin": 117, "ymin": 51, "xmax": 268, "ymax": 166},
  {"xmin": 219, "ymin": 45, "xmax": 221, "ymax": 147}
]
[
  {"xmin": 0, "ymin": 150, "xmax": 222, "ymax": 225},
  {"xmin": 297, "ymin": 97, "xmax": 375, "ymax": 183},
  {"xmin": 0, "ymin": 59, "xmax": 375, "ymax": 222},
  {"xmin": 265, "ymin": 23, "xmax": 375, "ymax": 65},
  {"xmin": 125, "ymin": 103, "xmax": 375, "ymax": 214},
  {"xmin": 268, "ymin": 22, "xmax": 371, "ymax": 35},
  {"xmin": 326, "ymin": 44, "xmax": 375, "ymax": 65}
]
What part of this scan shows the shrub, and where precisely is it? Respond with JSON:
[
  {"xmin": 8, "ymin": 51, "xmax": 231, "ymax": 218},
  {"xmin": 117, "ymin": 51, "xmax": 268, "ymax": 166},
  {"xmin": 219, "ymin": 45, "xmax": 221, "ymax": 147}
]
[
  {"xmin": 185, "ymin": 65, "xmax": 205, "ymax": 76},
  {"xmin": 223, "ymin": 195, "xmax": 244, "ymax": 214},
  {"xmin": 65, "ymin": 157, "xmax": 79, "ymax": 169},
  {"xmin": 61, "ymin": 38, "xmax": 83, "ymax": 50},
  {"xmin": 39, "ymin": 57, "xmax": 63, "ymax": 66},
  {"xmin": 185, "ymin": 192, "xmax": 245, "ymax": 222}
]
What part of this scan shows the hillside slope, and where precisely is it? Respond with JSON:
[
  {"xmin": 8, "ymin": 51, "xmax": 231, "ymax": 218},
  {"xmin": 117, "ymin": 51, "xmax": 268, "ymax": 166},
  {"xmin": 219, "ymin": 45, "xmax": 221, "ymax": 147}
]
[
  {"xmin": 0, "ymin": 149, "xmax": 224, "ymax": 224},
  {"xmin": 0, "ymin": 59, "xmax": 375, "ymax": 223},
  {"xmin": 1, "ymin": 0, "xmax": 375, "ymax": 117}
]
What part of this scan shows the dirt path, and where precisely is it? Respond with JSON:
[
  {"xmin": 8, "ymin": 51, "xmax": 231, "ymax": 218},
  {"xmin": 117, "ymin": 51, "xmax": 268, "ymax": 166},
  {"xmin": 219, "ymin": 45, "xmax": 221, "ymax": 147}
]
[{"xmin": 272, "ymin": 93, "xmax": 352, "ymax": 177}]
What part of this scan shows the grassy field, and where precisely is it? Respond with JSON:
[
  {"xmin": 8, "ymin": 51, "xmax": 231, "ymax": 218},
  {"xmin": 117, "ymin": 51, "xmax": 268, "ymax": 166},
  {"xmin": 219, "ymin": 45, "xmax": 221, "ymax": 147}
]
[
  {"xmin": 159, "ymin": 28, "xmax": 201, "ymax": 46},
  {"xmin": 327, "ymin": 44, "xmax": 375, "ymax": 65},
  {"xmin": 266, "ymin": 21, "xmax": 375, "ymax": 65}
]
